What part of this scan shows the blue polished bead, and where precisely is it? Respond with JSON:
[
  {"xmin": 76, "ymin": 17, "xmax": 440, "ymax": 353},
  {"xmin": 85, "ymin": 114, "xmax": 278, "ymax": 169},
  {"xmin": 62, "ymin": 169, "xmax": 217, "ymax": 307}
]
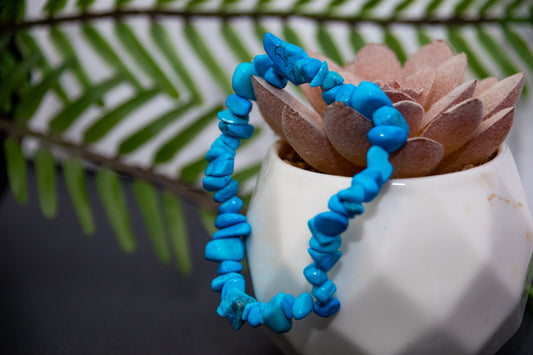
[
  {"xmin": 313, "ymin": 211, "xmax": 349, "ymax": 236},
  {"xmin": 262, "ymin": 293, "xmax": 292, "ymax": 333},
  {"xmin": 350, "ymin": 81, "xmax": 393, "ymax": 119},
  {"xmin": 218, "ymin": 110, "xmax": 249, "ymax": 125},
  {"xmin": 309, "ymin": 235, "xmax": 341, "ymax": 253},
  {"xmin": 303, "ymin": 263, "xmax": 328, "ymax": 286},
  {"xmin": 226, "ymin": 94, "xmax": 252, "ymax": 117},
  {"xmin": 217, "ymin": 260, "xmax": 243, "ymax": 275},
  {"xmin": 352, "ymin": 173, "xmax": 380, "ymax": 202},
  {"xmin": 263, "ymin": 33, "xmax": 307, "ymax": 86},
  {"xmin": 205, "ymin": 237, "xmax": 244, "ymax": 262},
  {"xmin": 213, "ymin": 222, "xmax": 251, "ymax": 239},
  {"xmin": 215, "ymin": 213, "xmax": 248, "ymax": 229},
  {"xmin": 335, "ymin": 84, "xmax": 357, "ymax": 106},
  {"xmin": 206, "ymin": 146, "xmax": 235, "ymax": 163},
  {"xmin": 232, "ymin": 62, "xmax": 257, "ymax": 100},
  {"xmin": 222, "ymin": 277, "xmax": 246, "ymax": 298},
  {"xmin": 202, "ymin": 175, "xmax": 231, "ymax": 192},
  {"xmin": 217, "ymin": 288, "xmax": 256, "ymax": 330},
  {"xmin": 219, "ymin": 135, "xmax": 241, "ymax": 150},
  {"xmin": 218, "ymin": 196, "xmax": 243, "ymax": 214},
  {"xmin": 366, "ymin": 146, "xmax": 393, "ymax": 182},
  {"xmin": 253, "ymin": 54, "xmax": 274, "ymax": 77},
  {"xmin": 322, "ymin": 85, "xmax": 342, "ymax": 105},
  {"xmin": 281, "ymin": 294, "xmax": 295, "ymax": 319},
  {"xmin": 292, "ymin": 293, "xmax": 313, "ymax": 320},
  {"xmin": 211, "ymin": 272, "xmax": 244, "ymax": 292},
  {"xmin": 308, "ymin": 248, "xmax": 342, "ymax": 272},
  {"xmin": 313, "ymin": 297, "xmax": 340, "ymax": 317},
  {"xmin": 244, "ymin": 303, "xmax": 263, "ymax": 327},
  {"xmin": 205, "ymin": 155, "xmax": 234, "ymax": 177},
  {"xmin": 344, "ymin": 201, "xmax": 364, "ymax": 217},
  {"xmin": 322, "ymin": 71, "xmax": 344, "ymax": 90},
  {"xmin": 373, "ymin": 106, "xmax": 409, "ymax": 135},
  {"xmin": 328, "ymin": 194, "xmax": 349, "ymax": 217},
  {"xmin": 360, "ymin": 167, "xmax": 384, "ymax": 187},
  {"xmin": 264, "ymin": 67, "xmax": 288, "ymax": 89},
  {"xmin": 311, "ymin": 279, "xmax": 337, "ymax": 303},
  {"xmin": 219, "ymin": 121, "xmax": 255, "ymax": 140},
  {"xmin": 308, "ymin": 218, "xmax": 340, "ymax": 245},
  {"xmin": 367, "ymin": 125, "xmax": 408, "ymax": 153},
  {"xmin": 294, "ymin": 57, "xmax": 322, "ymax": 83},
  {"xmin": 214, "ymin": 179, "xmax": 239, "ymax": 203},
  {"xmin": 338, "ymin": 184, "xmax": 365, "ymax": 203},
  {"xmin": 309, "ymin": 61, "xmax": 329, "ymax": 87}
]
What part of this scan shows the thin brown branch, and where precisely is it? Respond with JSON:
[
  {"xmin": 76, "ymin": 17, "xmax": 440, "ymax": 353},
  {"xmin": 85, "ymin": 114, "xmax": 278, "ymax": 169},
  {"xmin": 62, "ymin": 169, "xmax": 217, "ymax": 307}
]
[{"xmin": 0, "ymin": 118, "xmax": 218, "ymax": 212}]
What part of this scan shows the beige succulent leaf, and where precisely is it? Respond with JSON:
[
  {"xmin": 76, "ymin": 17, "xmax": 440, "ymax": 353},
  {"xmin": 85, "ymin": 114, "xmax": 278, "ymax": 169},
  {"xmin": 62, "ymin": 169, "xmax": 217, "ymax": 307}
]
[
  {"xmin": 424, "ymin": 53, "xmax": 468, "ymax": 109},
  {"xmin": 301, "ymin": 83, "xmax": 327, "ymax": 116},
  {"xmin": 476, "ymin": 72, "xmax": 525, "ymax": 120},
  {"xmin": 403, "ymin": 66, "xmax": 436, "ymax": 107},
  {"xmin": 474, "ymin": 77, "xmax": 498, "ymax": 97},
  {"xmin": 393, "ymin": 100, "xmax": 425, "ymax": 137},
  {"xmin": 402, "ymin": 40, "xmax": 454, "ymax": 79},
  {"xmin": 389, "ymin": 137, "xmax": 445, "ymax": 178},
  {"xmin": 345, "ymin": 43, "xmax": 403, "ymax": 83},
  {"xmin": 322, "ymin": 102, "xmax": 372, "ymax": 167}
]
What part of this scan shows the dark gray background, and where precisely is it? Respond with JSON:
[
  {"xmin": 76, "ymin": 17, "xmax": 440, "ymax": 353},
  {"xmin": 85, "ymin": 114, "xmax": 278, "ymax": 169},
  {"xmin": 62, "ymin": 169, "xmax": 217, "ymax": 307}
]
[{"xmin": 0, "ymin": 167, "xmax": 531, "ymax": 354}]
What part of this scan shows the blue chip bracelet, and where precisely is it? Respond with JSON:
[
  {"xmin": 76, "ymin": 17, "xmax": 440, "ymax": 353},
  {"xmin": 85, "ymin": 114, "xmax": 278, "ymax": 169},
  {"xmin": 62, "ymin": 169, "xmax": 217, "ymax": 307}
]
[{"xmin": 202, "ymin": 33, "xmax": 409, "ymax": 333}]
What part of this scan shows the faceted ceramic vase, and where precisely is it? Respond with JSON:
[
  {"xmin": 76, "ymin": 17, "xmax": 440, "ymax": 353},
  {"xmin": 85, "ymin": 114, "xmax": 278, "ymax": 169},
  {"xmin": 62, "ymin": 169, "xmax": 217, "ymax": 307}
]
[{"xmin": 246, "ymin": 141, "xmax": 533, "ymax": 355}]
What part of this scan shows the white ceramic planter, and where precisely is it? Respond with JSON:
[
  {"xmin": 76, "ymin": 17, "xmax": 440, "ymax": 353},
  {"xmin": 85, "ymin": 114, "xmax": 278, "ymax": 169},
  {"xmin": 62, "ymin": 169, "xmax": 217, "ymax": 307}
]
[{"xmin": 246, "ymin": 141, "xmax": 533, "ymax": 355}]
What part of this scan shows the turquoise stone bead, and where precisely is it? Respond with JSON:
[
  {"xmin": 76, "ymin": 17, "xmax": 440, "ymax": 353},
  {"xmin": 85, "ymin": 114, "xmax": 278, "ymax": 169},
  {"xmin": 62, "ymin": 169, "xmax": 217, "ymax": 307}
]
[
  {"xmin": 219, "ymin": 121, "xmax": 254, "ymax": 140},
  {"xmin": 226, "ymin": 94, "xmax": 252, "ymax": 117},
  {"xmin": 338, "ymin": 184, "xmax": 365, "ymax": 203},
  {"xmin": 213, "ymin": 222, "xmax": 251, "ymax": 239},
  {"xmin": 322, "ymin": 71, "xmax": 344, "ymax": 90},
  {"xmin": 309, "ymin": 61, "xmax": 329, "ymax": 87},
  {"xmin": 366, "ymin": 146, "xmax": 393, "ymax": 182},
  {"xmin": 202, "ymin": 175, "xmax": 231, "ymax": 192},
  {"xmin": 205, "ymin": 237, "xmax": 244, "ymax": 262},
  {"xmin": 335, "ymin": 84, "xmax": 357, "ymax": 106},
  {"xmin": 211, "ymin": 272, "xmax": 244, "ymax": 292},
  {"xmin": 253, "ymin": 54, "xmax": 274, "ymax": 77},
  {"xmin": 328, "ymin": 194, "xmax": 349, "ymax": 217},
  {"xmin": 263, "ymin": 33, "xmax": 308, "ymax": 85},
  {"xmin": 281, "ymin": 294, "xmax": 295, "ymax": 319},
  {"xmin": 294, "ymin": 57, "xmax": 322, "ymax": 83},
  {"xmin": 262, "ymin": 293, "xmax": 292, "ymax": 333},
  {"xmin": 344, "ymin": 201, "xmax": 364, "ymax": 217},
  {"xmin": 313, "ymin": 211, "xmax": 349, "ymax": 236},
  {"xmin": 367, "ymin": 125, "xmax": 408, "ymax": 153},
  {"xmin": 205, "ymin": 147, "xmax": 235, "ymax": 163},
  {"xmin": 217, "ymin": 260, "xmax": 243, "ymax": 275},
  {"xmin": 360, "ymin": 167, "xmax": 384, "ymax": 187},
  {"xmin": 205, "ymin": 155, "xmax": 234, "ymax": 177},
  {"xmin": 218, "ymin": 196, "xmax": 243, "ymax": 214},
  {"xmin": 292, "ymin": 293, "xmax": 313, "ymax": 320},
  {"xmin": 222, "ymin": 277, "xmax": 246, "ymax": 298},
  {"xmin": 303, "ymin": 263, "xmax": 328, "ymax": 286},
  {"xmin": 322, "ymin": 85, "xmax": 342, "ymax": 105},
  {"xmin": 264, "ymin": 67, "xmax": 288, "ymax": 89},
  {"xmin": 232, "ymin": 62, "xmax": 257, "ymax": 100},
  {"xmin": 352, "ymin": 173, "xmax": 380, "ymax": 202},
  {"xmin": 215, "ymin": 213, "xmax": 247, "ymax": 229},
  {"xmin": 213, "ymin": 179, "xmax": 239, "ymax": 203},
  {"xmin": 219, "ymin": 134, "xmax": 241, "ymax": 150},
  {"xmin": 217, "ymin": 287, "xmax": 256, "ymax": 331},
  {"xmin": 308, "ymin": 248, "xmax": 342, "ymax": 272},
  {"xmin": 310, "ymin": 235, "xmax": 342, "ymax": 253},
  {"xmin": 308, "ymin": 218, "xmax": 340, "ymax": 245},
  {"xmin": 218, "ymin": 110, "xmax": 249, "ymax": 125},
  {"xmin": 313, "ymin": 297, "xmax": 340, "ymax": 317},
  {"xmin": 373, "ymin": 106, "xmax": 409, "ymax": 135},
  {"xmin": 244, "ymin": 302, "xmax": 263, "ymax": 327},
  {"xmin": 350, "ymin": 81, "xmax": 393, "ymax": 119},
  {"xmin": 312, "ymin": 279, "xmax": 337, "ymax": 303}
]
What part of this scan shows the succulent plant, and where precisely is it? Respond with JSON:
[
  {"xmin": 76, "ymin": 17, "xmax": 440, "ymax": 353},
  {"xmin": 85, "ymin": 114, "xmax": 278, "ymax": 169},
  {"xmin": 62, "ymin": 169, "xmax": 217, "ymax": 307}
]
[{"xmin": 252, "ymin": 40, "xmax": 525, "ymax": 178}]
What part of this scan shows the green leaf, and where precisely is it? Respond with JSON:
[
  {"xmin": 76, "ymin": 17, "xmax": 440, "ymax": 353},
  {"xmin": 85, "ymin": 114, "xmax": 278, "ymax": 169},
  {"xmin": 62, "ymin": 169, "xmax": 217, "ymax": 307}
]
[
  {"xmin": 480, "ymin": 0, "xmax": 500, "ymax": 15},
  {"xmin": 83, "ymin": 88, "xmax": 160, "ymax": 143},
  {"xmin": 63, "ymin": 158, "xmax": 95, "ymax": 235},
  {"xmin": 4, "ymin": 138, "xmax": 27, "ymax": 204},
  {"xmin": 76, "ymin": 0, "xmax": 95, "ymax": 10},
  {"xmin": 186, "ymin": 0, "xmax": 209, "ymax": 9},
  {"xmin": 81, "ymin": 23, "xmax": 142, "ymax": 89},
  {"xmin": 222, "ymin": 20, "xmax": 253, "ymax": 62},
  {"xmin": 150, "ymin": 23, "xmax": 201, "ymax": 103},
  {"xmin": 162, "ymin": 191, "xmax": 192, "ymax": 274},
  {"xmin": 14, "ymin": 61, "xmax": 70, "ymax": 123},
  {"xmin": 116, "ymin": 0, "xmax": 134, "ymax": 7},
  {"xmin": 233, "ymin": 163, "xmax": 261, "ymax": 185},
  {"xmin": 393, "ymin": 0, "xmax": 418, "ymax": 13},
  {"xmin": 476, "ymin": 26, "xmax": 521, "ymax": 77},
  {"xmin": 197, "ymin": 207, "xmax": 217, "ymax": 237},
  {"xmin": 292, "ymin": 0, "xmax": 312, "ymax": 10},
  {"xmin": 505, "ymin": 0, "xmax": 524, "ymax": 16},
  {"xmin": 317, "ymin": 24, "xmax": 344, "ymax": 65},
  {"xmin": 0, "ymin": 0, "xmax": 25, "ymax": 22},
  {"xmin": 183, "ymin": 21, "xmax": 233, "ymax": 95},
  {"xmin": 133, "ymin": 180, "xmax": 171, "ymax": 263},
  {"xmin": 118, "ymin": 101, "xmax": 194, "ymax": 155},
  {"xmin": 502, "ymin": 25, "xmax": 533, "ymax": 72},
  {"xmin": 44, "ymin": 0, "xmax": 67, "ymax": 15},
  {"xmin": 0, "ymin": 51, "xmax": 40, "ymax": 109},
  {"xmin": 115, "ymin": 22, "xmax": 179, "ymax": 98},
  {"xmin": 359, "ymin": 0, "xmax": 383, "ymax": 15},
  {"xmin": 448, "ymin": 27, "xmax": 491, "ymax": 78},
  {"xmin": 49, "ymin": 77, "xmax": 122, "ymax": 133},
  {"xmin": 416, "ymin": 27, "xmax": 433, "ymax": 46},
  {"xmin": 96, "ymin": 169, "xmax": 136, "ymax": 252},
  {"xmin": 153, "ymin": 104, "xmax": 223, "ymax": 165},
  {"xmin": 34, "ymin": 148, "xmax": 57, "ymax": 218},
  {"xmin": 282, "ymin": 24, "xmax": 304, "ymax": 49},
  {"xmin": 329, "ymin": 0, "xmax": 350, "ymax": 10},
  {"xmin": 179, "ymin": 156, "xmax": 208, "ymax": 184},
  {"xmin": 454, "ymin": 0, "xmax": 476, "ymax": 15},
  {"xmin": 425, "ymin": 0, "xmax": 444, "ymax": 14},
  {"xmin": 254, "ymin": 22, "xmax": 269, "ymax": 43},
  {"xmin": 349, "ymin": 27, "xmax": 366, "ymax": 52},
  {"xmin": 384, "ymin": 28, "xmax": 407, "ymax": 64}
]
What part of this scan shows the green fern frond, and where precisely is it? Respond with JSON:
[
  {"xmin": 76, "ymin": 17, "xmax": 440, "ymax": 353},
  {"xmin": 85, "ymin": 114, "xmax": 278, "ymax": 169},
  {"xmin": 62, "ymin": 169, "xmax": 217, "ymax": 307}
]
[
  {"xmin": 34, "ymin": 148, "xmax": 57, "ymax": 218},
  {"xmin": 63, "ymin": 158, "xmax": 95, "ymax": 235},
  {"xmin": 4, "ymin": 137, "xmax": 27, "ymax": 204}
]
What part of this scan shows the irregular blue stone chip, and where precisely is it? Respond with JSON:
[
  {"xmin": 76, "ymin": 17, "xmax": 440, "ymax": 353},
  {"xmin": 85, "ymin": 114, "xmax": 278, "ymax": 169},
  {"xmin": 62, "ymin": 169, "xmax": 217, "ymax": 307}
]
[
  {"xmin": 211, "ymin": 272, "xmax": 244, "ymax": 292},
  {"xmin": 350, "ymin": 81, "xmax": 393, "ymax": 119},
  {"xmin": 367, "ymin": 125, "xmax": 408, "ymax": 153},
  {"xmin": 292, "ymin": 292, "xmax": 314, "ymax": 320},
  {"xmin": 308, "ymin": 248, "xmax": 342, "ymax": 272},
  {"xmin": 322, "ymin": 85, "xmax": 342, "ymax": 105},
  {"xmin": 373, "ymin": 105, "xmax": 409, "ymax": 135},
  {"xmin": 303, "ymin": 263, "xmax": 328, "ymax": 286},
  {"xmin": 213, "ymin": 222, "xmax": 251, "ymax": 239},
  {"xmin": 281, "ymin": 294, "xmax": 295, "ymax": 319},
  {"xmin": 222, "ymin": 277, "xmax": 246, "ymax": 298},
  {"xmin": 322, "ymin": 71, "xmax": 344, "ymax": 90},
  {"xmin": 308, "ymin": 218, "xmax": 340, "ymax": 245},
  {"xmin": 263, "ymin": 33, "xmax": 308, "ymax": 85},
  {"xmin": 218, "ymin": 110, "xmax": 249, "ymax": 125},
  {"xmin": 309, "ymin": 61, "xmax": 329, "ymax": 87},
  {"xmin": 219, "ymin": 121, "xmax": 255, "ymax": 140},
  {"xmin": 205, "ymin": 146, "xmax": 235, "ymax": 163},
  {"xmin": 217, "ymin": 260, "xmax": 243, "ymax": 275},
  {"xmin": 219, "ymin": 135, "xmax": 241, "ymax": 150},
  {"xmin": 294, "ymin": 57, "xmax": 322, "ymax": 83},
  {"xmin": 312, "ymin": 279, "xmax": 337, "ymax": 303},
  {"xmin": 205, "ymin": 237, "xmax": 244, "ymax": 262},
  {"xmin": 217, "ymin": 287, "xmax": 256, "ymax": 331},
  {"xmin": 352, "ymin": 173, "xmax": 380, "ymax": 202},
  {"xmin": 244, "ymin": 302, "xmax": 263, "ymax": 327},
  {"xmin": 215, "ymin": 213, "xmax": 248, "ymax": 229},
  {"xmin": 205, "ymin": 155, "xmax": 234, "ymax": 177},
  {"xmin": 264, "ymin": 67, "xmax": 288, "ymax": 89},
  {"xmin": 232, "ymin": 62, "xmax": 257, "ymax": 100},
  {"xmin": 359, "ymin": 167, "xmax": 384, "ymax": 187},
  {"xmin": 313, "ymin": 211, "xmax": 349, "ymax": 236},
  {"xmin": 328, "ymin": 194, "xmax": 349, "ymax": 217},
  {"xmin": 366, "ymin": 146, "xmax": 393, "ymax": 182},
  {"xmin": 226, "ymin": 94, "xmax": 252, "ymax": 117},
  {"xmin": 309, "ymin": 235, "xmax": 341, "ymax": 253},
  {"xmin": 344, "ymin": 201, "xmax": 364, "ymax": 217},
  {"xmin": 218, "ymin": 196, "xmax": 243, "ymax": 214},
  {"xmin": 335, "ymin": 84, "xmax": 357, "ymax": 106},
  {"xmin": 202, "ymin": 175, "xmax": 231, "ymax": 192},
  {"xmin": 253, "ymin": 54, "xmax": 274, "ymax": 77},
  {"xmin": 262, "ymin": 293, "xmax": 293, "ymax": 333},
  {"xmin": 338, "ymin": 184, "xmax": 365, "ymax": 203},
  {"xmin": 214, "ymin": 179, "xmax": 239, "ymax": 203},
  {"xmin": 313, "ymin": 297, "xmax": 340, "ymax": 317}
]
